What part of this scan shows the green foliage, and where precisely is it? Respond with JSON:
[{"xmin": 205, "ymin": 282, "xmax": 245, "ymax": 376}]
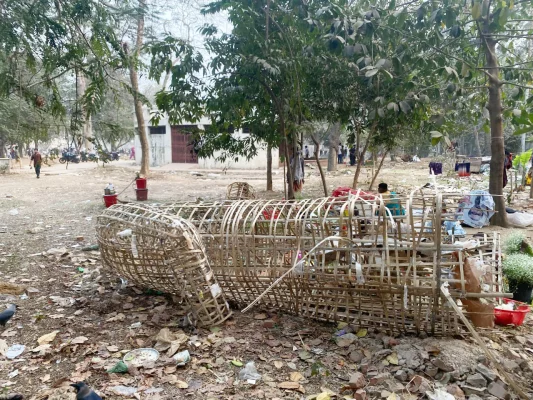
[
  {"xmin": 503, "ymin": 254, "xmax": 533, "ymax": 287},
  {"xmin": 512, "ymin": 150, "xmax": 532, "ymax": 170},
  {"xmin": 503, "ymin": 231, "xmax": 533, "ymax": 257}
]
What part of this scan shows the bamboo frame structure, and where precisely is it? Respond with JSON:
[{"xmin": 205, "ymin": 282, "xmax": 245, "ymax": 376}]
[
  {"xmin": 226, "ymin": 182, "xmax": 256, "ymax": 200},
  {"xmin": 97, "ymin": 190, "xmax": 504, "ymax": 335},
  {"xmin": 96, "ymin": 206, "xmax": 232, "ymax": 327}
]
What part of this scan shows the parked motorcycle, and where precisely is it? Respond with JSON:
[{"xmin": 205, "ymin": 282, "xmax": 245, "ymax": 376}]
[
  {"xmin": 80, "ymin": 151, "xmax": 98, "ymax": 162},
  {"xmin": 110, "ymin": 151, "xmax": 119, "ymax": 161},
  {"xmin": 59, "ymin": 152, "xmax": 80, "ymax": 164}
]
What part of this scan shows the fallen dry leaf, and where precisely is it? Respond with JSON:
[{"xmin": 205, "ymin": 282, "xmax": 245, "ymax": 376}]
[
  {"xmin": 71, "ymin": 336, "xmax": 89, "ymax": 344},
  {"xmin": 290, "ymin": 371, "xmax": 304, "ymax": 382},
  {"xmin": 38, "ymin": 331, "xmax": 59, "ymax": 345},
  {"xmin": 107, "ymin": 345, "xmax": 119, "ymax": 352},
  {"xmin": 0, "ymin": 339, "xmax": 7, "ymax": 355},
  {"xmin": 278, "ymin": 381, "xmax": 300, "ymax": 390},
  {"xmin": 254, "ymin": 313, "xmax": 268, "ymax": 320},
  {"xmin": 274, "ymin": 361, "xmax": 283, "ymax": 369},
  {"xmin": 40, "ymin": 374, "xmax": 51, "ymax": 383},
  {"xmin": 386, "ymin": 353, "xmax": 399, "ymax": 365},
  {"xmin": 175, "ymin": 380, "xmax": 188, "ymax": 389}
]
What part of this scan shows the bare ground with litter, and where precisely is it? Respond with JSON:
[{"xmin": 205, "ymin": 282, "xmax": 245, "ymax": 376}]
[{"xmin": 0, "ymin": 159, "xmax": 532, "ymax": 399}]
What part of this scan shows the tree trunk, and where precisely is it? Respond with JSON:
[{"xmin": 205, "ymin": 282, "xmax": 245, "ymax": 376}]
[
  {"xmin": 266, "ymin": 143, "xmax": 273, "ymax": 191},
  {"xmin": 352, "ymin": 125, "xmax": 374, "ymax": 188},
  {"xmin": 473, "ymin": 129, "xmax": 482, "ymax": 157},
  {"xmin": 129, "ymin": 0, "xmax": 149, "ymax": 177},
  {"xmin": 327, "ymin": 122, "xmax": 341, "ymax": 172},
  {"xmin": 281, "ymin": 118, "xmax": 294, "ymax": 199},
  {"xmin": 369, "ymin": 151, "xmax": 389, "ymax": 190},
  {"xmin": 484, "ymin": 37, "xmax": 508, "ymax": 227},
  {"xmin": 76, "ymin": 71, "xmax": 93, "ymax": 151},
  {"xmin": 311, "ymin": 133, "xmax": 328, "ymax": 197}
]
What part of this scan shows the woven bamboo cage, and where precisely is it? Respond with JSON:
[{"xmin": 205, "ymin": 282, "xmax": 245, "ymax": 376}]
[
  {"xmin": 226, "ymin": 182, "xmax": 256, "ymax": 200},
  {"xmin": 96, "ymin": 205, "xmax": 232, "ymax": 327},
  {"xmin": 141, "ymin": 189, "xmax": 504, "ymax": 335}
]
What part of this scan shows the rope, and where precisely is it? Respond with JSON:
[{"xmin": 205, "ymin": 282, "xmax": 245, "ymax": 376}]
[{"xmin": 116, "ymin": 177, "xmax": 137, "ymax": 203}]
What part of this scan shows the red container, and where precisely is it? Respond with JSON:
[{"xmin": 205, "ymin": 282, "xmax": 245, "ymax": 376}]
[
  {"xmin": 103, "ymin": 194, "xmax": 118, "ymax": 208},
  {"xmin": 494, "ymin": 299, "xmax": 530, "ymax": 326},
  {"xmin": 136, "ymin": 178, "xmax": 147, "ymax": 189},
  {"xmin": 136, "ymin": 188, "xmax": 148, "ymax": 201}
]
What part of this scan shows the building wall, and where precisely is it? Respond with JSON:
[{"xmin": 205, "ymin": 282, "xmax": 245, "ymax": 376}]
[{"xmin": 134, "ymin": 108, "xmax": 279, "ymax": 170}]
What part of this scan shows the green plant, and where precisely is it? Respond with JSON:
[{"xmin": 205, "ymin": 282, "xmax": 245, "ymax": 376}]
[
  {"xmin": 503, "ymin": 232, "xmax": 533, "ymax": 257},
  {"xmin": 503, "ymin": 254, "xmax": 533, "ymax": 288}
]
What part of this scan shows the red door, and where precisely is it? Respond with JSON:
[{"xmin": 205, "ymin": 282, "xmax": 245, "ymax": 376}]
[{"xmin": 171, "ymin": 126, "xmax": 198, "ymax": 163}]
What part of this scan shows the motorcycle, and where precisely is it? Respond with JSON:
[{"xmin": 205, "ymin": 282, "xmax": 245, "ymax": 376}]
[
  {"xmin": 110, "ymin": 152, "xmax": 119, "ymax": 161},
  {"xmin": 80, "ymin": 151, "xmax": 98, "ymax": 162},
  {"xmin": 59, "ymin": 152, "xmax": 80, "ymax": 164}
]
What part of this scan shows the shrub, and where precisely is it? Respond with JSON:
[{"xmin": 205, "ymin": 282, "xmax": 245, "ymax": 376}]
[
  {"xmin": 503, "ymin": 231, "xmax": 533, "ymax": 257},
  {"xmin": 503, "ymin": 254, "xmax": 533, "ymax": 287}
]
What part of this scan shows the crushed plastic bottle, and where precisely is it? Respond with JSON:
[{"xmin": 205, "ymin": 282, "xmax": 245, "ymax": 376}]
[{"xmin": 238, "ymin": 361, "xmax": 262, "ymax": 383}]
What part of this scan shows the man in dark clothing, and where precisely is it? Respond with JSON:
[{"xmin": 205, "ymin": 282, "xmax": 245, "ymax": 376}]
[
  {"xmin": 349, "ymin": 146, "xmax": 356, "ymax": 166},
  {"xmin": 30, "ymin": 148, "xmax": 42, "ymax": 178}
]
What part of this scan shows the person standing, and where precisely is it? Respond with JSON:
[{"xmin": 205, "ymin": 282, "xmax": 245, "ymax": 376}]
[
  {"xmin": 29, "ymin": 148, "xmax": 42, "ymax": 179},
  {"xmin": 338, "ymin": 145, "xmax": 343, "ymax": 164},
  {"xmin": 349, "ymin": 146, "xmax": 356, "ymax": 166},
  {"xmin": 304, "ymin": 145, "xmax": 310, "ymax": 159}
]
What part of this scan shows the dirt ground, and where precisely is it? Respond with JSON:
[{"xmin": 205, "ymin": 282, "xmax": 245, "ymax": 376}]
[{"xmin": 0, "ymin": 158, "xmax": 532, "ymax": 400}]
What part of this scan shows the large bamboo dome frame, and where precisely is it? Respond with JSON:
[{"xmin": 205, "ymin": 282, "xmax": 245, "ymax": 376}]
[
  {"xmin": 98, "ymin": 190, "xmax": 503, "ymax": 335},
  {"xmin": 96, "ymin": 206, "xmax": 232, "ymax": 327}
]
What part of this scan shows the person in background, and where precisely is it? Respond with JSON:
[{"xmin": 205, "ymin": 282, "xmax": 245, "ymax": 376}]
[
  {"xmin": 338, "ymin": 145, "xmax": 343, "ymax": 164},
  {"xmin": 503, "ymin": 150, "xmax": 512, "ymax": 188},
  {"xmin": 29, "ymin": 148, "xmax": 42, "ymax": 179},
  {"xmin": 349, "ymin": 146, "xmax": 356, "ymax": 166},
  {"xmin": 343, "ymin": 146, "xmax": 348, "ymax": 163},
  {"xmin": 377, "ymin": 182, "xmax": 404, "ymax": 216},
  {"xmin": 130, "ymin": 146, "xmax": 136, "ymax": 160},
  {"xmin": 304, "ymin": 145, "xmax": 310, "ymax": 159}
]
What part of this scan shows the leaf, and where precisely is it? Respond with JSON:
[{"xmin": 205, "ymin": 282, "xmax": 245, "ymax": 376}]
[
  {"xmin": 356, "ymin": 329, "xmax": 367, "ymax": 338},
  {"xmin": 274, "ymin": 360, "xmax": 284, "ymax": 369},
  {"xmin": 499, "ymin": 7, "xmax": 509, "ymax": 26},
  {"xmin": 290, "ymin": 371, "xmax": 304, "ymax": 382},
  {"xmin": 317, "ymin": 393, "xmax": 331, "ymax": 400},
  {"xmin": 278, "ymin": 381, "xmax": 300, "ymax": 390},
  {"xmin": 378, "ymin": 108, "xmax": 385, "ymax": 118},
  {"xmin": 430, "ymin": 131, "xmax": 443, "ymax": 146},
  {"xmin": 71, "ymin": 336, "xmax": 89, "ymax": 344},
  {"xmin": 0, "ymin": 339, "xmax": 7, "ymax": 355},
  {"xmin": 365, "ymin": 68, "xmax": 379, "ymax": 77},
  {"xmin": 512, "ymin": 109, "xmax": 522, "ymax": 117},
  {"xmin": 399, "ymin": 101, "xmax": 412, "ymax": 114},
  {"xmin": 231, "ymin": 359, "xmax": 243, "ymax": 367},
  {"xmin": 386, "ymin": 353, "xmax": 399, "ymax": 365},
  {"xmin": 472, "ymin": 2, "xmax": 482, "ymax": 20},
  {"xmin": 513, "ymin": 126, "xmax": 533, "ymax": 135},
  {"xmin": 299, "ymin": 350, "xmax": 313, "ymax": 360},
  {"xmin": 175, "ymin": 380, "xmax": 189, "ymax": 389},
  {"xmin": 38, "ymin": 330, "xmax": 59, "ymax": 345},
  {"xmin": 254, "ymin": 313, "xmax": 268, "ymax": 320}
]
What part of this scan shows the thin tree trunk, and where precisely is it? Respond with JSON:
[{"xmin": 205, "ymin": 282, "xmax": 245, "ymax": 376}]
[
  {"xmin": 76, "ymin": 71, "xmax": 93, "ymax": 151},
  {"xmin": 484, "ymin": 36, "xmax": 508, "ymax": 227},
  {"xmin": 266, "ymin": 143, "xmax": 273, "ymax": 191},
  {"xmin": 327, "ymin": 122, "xmax": 340, "ymax": 172},
  {"xmin": 352, "ymin": 125, "xmax": 375, "ymax": 188},
  {"xmin": 281, "ymin": 118, "xmax": 294, "ymax": 199},
  {"xmin": 311, "ymin": 133, "xmax": 327, "ymax": 197},
  {"xmin": 473, "ymin": 129, "xmax": 482, "ymax": 157},
  {"xmin": 129, "ymin": 0, "xmax": 149, "ymax": 177},
  {"xmin": 368, "ymin": 150, "xmax": 388, "ymax": 190}
]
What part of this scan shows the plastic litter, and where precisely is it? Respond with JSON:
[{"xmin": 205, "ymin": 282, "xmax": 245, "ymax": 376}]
[
  {"xmin": 173, "ymin": 349, "xmax": 191, "ymax": 366},
  {"xmin": 507, "ymin": 211, "xmax": 533, "ymax": 228},
  {"xmin": 111, "ymin": 386, "xmax": 137, "ymax": 396},
  {"xmin": 108, "ymin": 361, "xmax": 129, "ymax": 374},
  {"xmin": 456, "ymin": 190, "xmax": 495, "ymax": 228},
  {"xmin": 238, "ymin": 361, "xmax": 262, "ymax": 383},
  {"xmin": 123, "ymin": 348, "xmax": 159, "ymax": 367},
  {"xmin": 6, "ymin": 344, "xmax": 25, "ymax": 359},
  {"xmin": 444, "ymin": 220, "xmax": 466, "ymax": 236},
  {"xmin": 426, "ymin": 388, "xmax": 455, "ymax": 400}
]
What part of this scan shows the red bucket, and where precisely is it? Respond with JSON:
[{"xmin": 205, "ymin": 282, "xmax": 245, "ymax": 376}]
[
  {"xmin": 136, "ymin": 188, "xmax": 148, "ymax": 201},
  {"xmin": 103, "ymin": 194, "xmax": 118, "ymax": 208},
  {"xmin": 494, "ymin": 299, "xmax": 530, "ymax": 326},
  {"xmin": 136, "ymin": 178, "xmax": 147, "ymax": 189}
]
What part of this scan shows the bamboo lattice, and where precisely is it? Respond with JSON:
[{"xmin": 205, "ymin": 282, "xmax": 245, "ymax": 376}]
[
  {"xmin": 226, "ymin": 182, "xmax": 256, "ymax": 200},
  {"xmin": 97, "ymin": 190, "xmax": 504, "ymax": 335},
  {"xmin": 96, "ymin": 206, "xmax": 232, "ymax": 327}
]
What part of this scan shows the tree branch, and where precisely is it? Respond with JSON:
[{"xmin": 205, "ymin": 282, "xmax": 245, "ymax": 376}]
[{"xmin": 500, "ymin": 81, "xmax": 533, "ymax": 90}]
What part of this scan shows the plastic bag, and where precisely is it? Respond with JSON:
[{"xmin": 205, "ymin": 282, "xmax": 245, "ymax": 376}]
[
  {"xmin": 507, "ymin": 212, "xmax": 533, "ymax": 228},
  {"xmin": 238, "ymin": 361, "xmax": 262, "ymax": 383},
  {"xmin": 456, "ymin": 190, "xmax": 495, "ymax": 228}
]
